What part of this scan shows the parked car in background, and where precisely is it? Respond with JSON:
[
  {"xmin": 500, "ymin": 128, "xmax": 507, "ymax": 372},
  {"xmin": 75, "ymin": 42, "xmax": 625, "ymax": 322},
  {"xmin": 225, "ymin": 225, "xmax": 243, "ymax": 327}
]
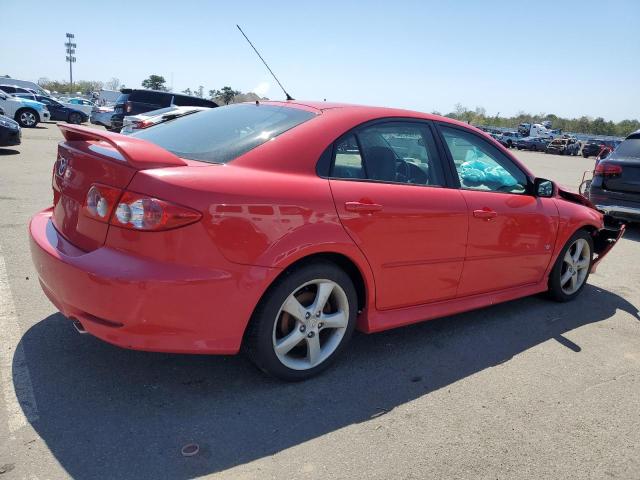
[
  {"xmin": 0, "ymin": 114, "xmax": 21, "ymax": 146},
  {"xmin": 499, "ymin": 131, "xmax": 522, "ymax": 148},
  {"xmin": 515, "ymin": 136, "xmax": 550, "ymax": 152},
  {"xmin": 111, "ymin": 89, "xmax": 218, "ymax": 131},
  {"xmin": 120, "ymin": 106, "xmax": 209, "ymax": 134},
  {"xmin": 90, "ymin": 106, "xmax": 115, "ymax": 129},
  {"xmin": 582, "ymin": 139, "xmax": 620, "ymax": 158},
  {"xmin": 63, "ymin": 98, "xmax": 96, "ymax": 116},
  {"xmin": 0, "ymin": 78, "xmax": 48, "ymax": 95},
  {"xmin": 14, "ymin": 93, "xmax": 87, "ymax": 124},
  {"xmin": 588, "ymin": 129, "xmax": 640, "ymax": 223},
  {"xmin": 28, "ymin": 102, "xmax": 623, "ymax": 380},
  {"xmin": 0, "ymin": 90, "xmax": 50, "ymax": 127},
  {"xmin": 546, "ymin": 138, "xmax": 579, "ymax": 156},
  {"xmin": 0, "ymin": 84, "xmax": 39, "ymax": 95}
]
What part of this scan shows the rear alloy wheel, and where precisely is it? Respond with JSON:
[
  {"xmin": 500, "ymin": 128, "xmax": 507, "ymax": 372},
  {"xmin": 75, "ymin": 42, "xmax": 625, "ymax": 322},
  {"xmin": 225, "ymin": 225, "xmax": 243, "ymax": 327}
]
[
  {"xmin": 16, "ymin": 108, "xmax": 38, "ymax": 128},
  {"xmin": 69, "ymin": 112, "xmax": 82, "ymax": 124},
  {"xmin": 245, "ymin": 261, "xmax": 357, "ymax": 381},
  {"xmin": 548, "ymin": 231, "xmax": 593, "ymax": 302}
]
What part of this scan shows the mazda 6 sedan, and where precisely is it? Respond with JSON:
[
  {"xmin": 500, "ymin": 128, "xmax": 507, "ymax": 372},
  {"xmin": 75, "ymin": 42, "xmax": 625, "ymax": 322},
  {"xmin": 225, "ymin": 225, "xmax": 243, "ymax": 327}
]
[{"xmin": 29, "ymin": 101, "xmax": 624, "ymax": 380}]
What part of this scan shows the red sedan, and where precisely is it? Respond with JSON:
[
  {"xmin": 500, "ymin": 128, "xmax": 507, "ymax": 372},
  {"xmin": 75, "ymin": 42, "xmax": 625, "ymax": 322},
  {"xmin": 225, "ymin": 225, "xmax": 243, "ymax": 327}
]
[{"xmin": 29, "ymin": 101, "xmax": 624, "ymax": 380}]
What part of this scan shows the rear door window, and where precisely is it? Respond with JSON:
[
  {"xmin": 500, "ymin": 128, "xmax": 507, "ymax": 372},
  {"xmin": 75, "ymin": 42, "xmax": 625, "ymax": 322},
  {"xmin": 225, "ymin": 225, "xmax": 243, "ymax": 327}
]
[
  {"xmin": 332, "ymin": 134, "xmax": 365, "ymax": 179},
  {"xmin": 173, "ymin": 95, "xmax": 215, "ymax": 107},
  {"xmin": 130, "ymin": 90, "xmax": 170, "ymax": 107},
  {"xmin": 331, "ymin": 122, "xmax": 445, "ymax": 186}
]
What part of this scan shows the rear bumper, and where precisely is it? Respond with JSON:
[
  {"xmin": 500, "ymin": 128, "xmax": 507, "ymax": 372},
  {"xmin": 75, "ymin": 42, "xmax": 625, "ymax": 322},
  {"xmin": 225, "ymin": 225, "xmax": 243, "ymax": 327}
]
[
  {"xmin": 595, "ymin": 204, "xmax": 640, "ymax": 222},
  {"xmin": 590, "ymin": 189, "xmax": 640, "ymax": 222},
  {"xmin": 29, "ymin": 209, "xmax": 275, "ymax": 354}
]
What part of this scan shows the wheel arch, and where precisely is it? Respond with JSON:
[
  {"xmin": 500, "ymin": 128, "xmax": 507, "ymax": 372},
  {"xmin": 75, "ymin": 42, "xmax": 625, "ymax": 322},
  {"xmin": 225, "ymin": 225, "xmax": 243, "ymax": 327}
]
[
  {"xmin": 242, "ymin": 249, "xmax": 374, "ymax": 346},
  {"xmin": 15, "ymin": 107, "xmax": 40, "ymax": 123}
]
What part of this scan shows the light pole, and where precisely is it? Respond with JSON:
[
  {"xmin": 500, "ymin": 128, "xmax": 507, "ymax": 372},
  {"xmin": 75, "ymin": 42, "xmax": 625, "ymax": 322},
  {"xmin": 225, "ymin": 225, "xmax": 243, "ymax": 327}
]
[{"xmin": 65, "ymin": 33, "xmax": 76, "ymax": 93}]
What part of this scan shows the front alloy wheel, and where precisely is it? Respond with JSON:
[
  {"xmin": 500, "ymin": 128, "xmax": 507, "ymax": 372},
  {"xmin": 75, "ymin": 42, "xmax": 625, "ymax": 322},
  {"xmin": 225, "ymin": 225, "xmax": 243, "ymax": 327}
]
[
  {"xmin": 548, "ymin": 231, "xmax": 593, "ymax": 302},
  {"xmin": 17, "ymin": 109, "xmax": 38, "ymax": 127},
  {"xmin": 559, "ymin": 238, "xmax": 590, "ymax": 295},
  {"xmin": 245, "ymin": 261, "xmax": 357, "ymax": 380}
]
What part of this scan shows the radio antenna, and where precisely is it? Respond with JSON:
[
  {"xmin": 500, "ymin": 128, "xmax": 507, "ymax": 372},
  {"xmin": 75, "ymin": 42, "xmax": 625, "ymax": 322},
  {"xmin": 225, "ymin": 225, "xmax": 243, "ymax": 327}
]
[{"xmin": 236, "ymin": 24, "xmax": 294, "ymax": 101}]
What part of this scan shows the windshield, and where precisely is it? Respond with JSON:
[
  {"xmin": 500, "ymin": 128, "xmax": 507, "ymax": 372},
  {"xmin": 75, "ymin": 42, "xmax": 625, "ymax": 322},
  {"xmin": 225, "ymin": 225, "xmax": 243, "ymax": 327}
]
[{"xmin": 131, "ymin": 103, "xmax": 316, "ymax": 164}]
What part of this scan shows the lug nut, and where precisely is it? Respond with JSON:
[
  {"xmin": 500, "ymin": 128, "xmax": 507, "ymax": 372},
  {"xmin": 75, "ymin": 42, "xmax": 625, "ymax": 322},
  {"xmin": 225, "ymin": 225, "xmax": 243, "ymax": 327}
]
[
  {"xmin": 316, "ymin": 311, "xmax": 321, "ymax": 317},
  {"xmin": 305, "ymin": 312, "xmax": 311, "ymax": 319},
  {"xmin": 318, "ymin": 322, "xmax": 324, "ymax": 329},
  {"xmin": 299, "ymin": 325, "xmax": 306, "ymax": 333},
  {"xmin": 307, "ymin": 332, "xmax": 315, "ymax": 338}
]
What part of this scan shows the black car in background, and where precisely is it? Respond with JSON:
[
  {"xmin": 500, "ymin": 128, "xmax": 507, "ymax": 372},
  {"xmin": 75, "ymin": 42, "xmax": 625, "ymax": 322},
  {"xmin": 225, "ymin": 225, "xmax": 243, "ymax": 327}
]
[
  {"xmin": 0, "ymin": 114, "xmax": 21, "ymax": 147},
  {"xmin": 14, "ymin": 94, "xmax": 88, "ymax": 124},
  {"xmin": 515, "ymin": 136, "xmax": 550, "ymax": 152},
  {"xmin": 589, "ymin": 130, "xmax": 640, "ymax": 223},
  {"xmin": 582, "ymin": 139, "xmax": 620, "ymax": 158},
  {"xmin": 111, "ymin": 89, "xmax": 218, "ymax": 131}
]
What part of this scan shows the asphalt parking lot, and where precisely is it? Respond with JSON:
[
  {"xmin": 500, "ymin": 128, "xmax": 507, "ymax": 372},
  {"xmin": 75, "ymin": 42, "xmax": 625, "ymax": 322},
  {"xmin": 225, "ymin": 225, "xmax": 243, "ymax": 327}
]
[{"xmin": 0, "ymin": 123, "xmax": 638, "ymax": 480}]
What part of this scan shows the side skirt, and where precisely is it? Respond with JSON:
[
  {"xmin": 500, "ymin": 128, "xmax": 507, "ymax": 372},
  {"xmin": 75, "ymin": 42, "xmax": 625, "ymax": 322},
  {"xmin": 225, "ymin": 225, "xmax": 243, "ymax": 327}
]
[{"xmin": 358, "ymin": 280, "xmax": 549, "ymax": 333}]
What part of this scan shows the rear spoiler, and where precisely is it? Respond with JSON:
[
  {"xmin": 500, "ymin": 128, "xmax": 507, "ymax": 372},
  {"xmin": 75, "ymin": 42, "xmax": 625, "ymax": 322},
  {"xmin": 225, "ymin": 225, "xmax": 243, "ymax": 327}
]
[{"xmin": 58, "ymin": 124, "xmax": 187, "ymax": 169}]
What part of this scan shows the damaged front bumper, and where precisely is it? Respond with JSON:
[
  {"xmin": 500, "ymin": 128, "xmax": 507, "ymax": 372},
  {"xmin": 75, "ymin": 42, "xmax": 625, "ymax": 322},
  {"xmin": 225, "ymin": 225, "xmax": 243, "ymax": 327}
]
[{"xmin": 590, "ymin": 215, "xmax": 626, "ymax": 273}]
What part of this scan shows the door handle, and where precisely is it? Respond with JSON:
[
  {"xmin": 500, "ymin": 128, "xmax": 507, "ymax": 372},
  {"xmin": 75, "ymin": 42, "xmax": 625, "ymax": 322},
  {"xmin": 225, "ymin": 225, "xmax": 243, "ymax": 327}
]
[
  {"xmin": 473, "ymin": 208, "xmax": 497, "ymax": 219},
  {"xmin": 345, "ymin": 201, "xmax": 384, "ymax": 213}
]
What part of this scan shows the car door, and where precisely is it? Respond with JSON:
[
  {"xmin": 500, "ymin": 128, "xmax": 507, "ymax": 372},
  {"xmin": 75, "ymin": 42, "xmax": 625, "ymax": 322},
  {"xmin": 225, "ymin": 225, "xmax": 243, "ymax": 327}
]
[
  {"xmin": 38, "ymin": 97, "xmax": 63, "ymax": 120},
  {"xmin": 328, "ymin": 121, "xmax": 468, "ymax": 310},
  {"xmin": 437, "ymin": 124, "xmax": 559, "ymax": 297}
]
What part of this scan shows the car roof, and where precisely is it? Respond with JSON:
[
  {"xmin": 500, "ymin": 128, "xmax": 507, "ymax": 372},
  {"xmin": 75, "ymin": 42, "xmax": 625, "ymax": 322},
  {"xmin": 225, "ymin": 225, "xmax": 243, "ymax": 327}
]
[{"xmin": 258, "ymin": 100, "xmax": 481, "ymax": 131}]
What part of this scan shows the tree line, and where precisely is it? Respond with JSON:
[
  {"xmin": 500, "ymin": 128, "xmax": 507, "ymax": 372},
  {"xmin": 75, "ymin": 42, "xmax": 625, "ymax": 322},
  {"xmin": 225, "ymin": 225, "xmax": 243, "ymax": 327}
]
[
  {"xmin": 36, "ymin": 77, "xmax": 123, "ymax": 94},
  {"xmin": 443, "ymin": 104, "xmax": 639, "ymax": 138}
]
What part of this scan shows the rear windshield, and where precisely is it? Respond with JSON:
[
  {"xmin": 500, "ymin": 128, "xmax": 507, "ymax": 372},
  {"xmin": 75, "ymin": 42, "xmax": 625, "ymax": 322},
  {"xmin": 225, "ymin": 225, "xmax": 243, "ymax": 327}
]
[
  {"xmin": 116, "ymin": 93, "xmax": 129, "ymax": 104},
  {"xmin": 131, "ymin": 103, "xmax": 316, "ymax": 164},
  {"xmin": 611, "ymin": 138, "xmax": 640, "ymax": 159}
]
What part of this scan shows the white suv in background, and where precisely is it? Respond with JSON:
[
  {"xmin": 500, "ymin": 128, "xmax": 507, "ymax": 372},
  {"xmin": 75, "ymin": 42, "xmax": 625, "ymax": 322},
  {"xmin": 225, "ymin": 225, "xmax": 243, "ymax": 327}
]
[{"xmin": 0, "ymin": 90, "xmax": 50, "ymax": 127}]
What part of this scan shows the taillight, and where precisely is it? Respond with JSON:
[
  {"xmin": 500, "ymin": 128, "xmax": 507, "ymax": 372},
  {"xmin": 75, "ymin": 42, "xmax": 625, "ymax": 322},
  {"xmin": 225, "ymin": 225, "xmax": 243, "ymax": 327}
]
[
  {"xmin": 82, "ymin": 185, "xmax": 201, "ymax": 230},
  {"xmin": 594, "ymin": 162, "xmax": 622, "ymax": 177},
  {"xmin": 125, "ymin": 101, "xmax": 133, "ymax": 113},
  {"xmin": 111, "ymin": 191, "xmax": 201, "ymax": 231},
  {"xmin": 82, "ymin": 184, "xmax": 122, "ymax": 222}
]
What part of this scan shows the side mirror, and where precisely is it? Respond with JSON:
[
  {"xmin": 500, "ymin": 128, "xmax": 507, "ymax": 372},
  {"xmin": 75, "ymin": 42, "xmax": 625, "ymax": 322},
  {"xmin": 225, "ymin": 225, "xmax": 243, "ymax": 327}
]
[{"xmin": 534, "ymin": 178, "xmax": 554, "ymax": 198}]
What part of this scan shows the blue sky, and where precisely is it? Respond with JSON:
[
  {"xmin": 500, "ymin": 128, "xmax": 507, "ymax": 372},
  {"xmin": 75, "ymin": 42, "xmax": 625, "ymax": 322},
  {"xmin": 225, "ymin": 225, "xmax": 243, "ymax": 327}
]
[{"xmin": 2, "ymin": 0, "xmax": 639, "ymax": 121}]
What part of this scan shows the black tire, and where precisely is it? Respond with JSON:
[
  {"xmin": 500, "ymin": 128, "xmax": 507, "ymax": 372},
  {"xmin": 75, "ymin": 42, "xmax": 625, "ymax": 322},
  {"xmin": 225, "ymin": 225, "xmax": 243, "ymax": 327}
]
[
  {"xmin": 547, "ymin": 230, "xmax": 593, "ymax": 302},
  {"xmin": 507, "ymin": 140, "xmax": 513, "ymax": 148},
  {"xmin": 583, "ymin": 152, "xmax": 589, "ymax": 158},
  {"xmin": 68, "ymin": 112, "xmax": 82, "ymax": 124},
  {"xmin": 15, "ymin": 108, "xmax": 39, "ymax": 128},
  {"xmin": 244, "ymin": 261, "xmax": 358, "ymax": 381}
]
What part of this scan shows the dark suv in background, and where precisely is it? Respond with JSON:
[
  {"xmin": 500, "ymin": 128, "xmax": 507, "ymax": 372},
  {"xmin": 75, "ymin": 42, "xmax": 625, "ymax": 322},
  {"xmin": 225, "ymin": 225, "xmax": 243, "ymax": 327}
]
[
  {"xmin": 582, "ymin": 138, "xmax": 620, "ymax": 158},
  {"xmin": 589, "ymin": 130, "xmax": 640, "ymax": 223},
  {"xmin": 111, "ymin": 89, "xmax": 218, "ymax": 131}
]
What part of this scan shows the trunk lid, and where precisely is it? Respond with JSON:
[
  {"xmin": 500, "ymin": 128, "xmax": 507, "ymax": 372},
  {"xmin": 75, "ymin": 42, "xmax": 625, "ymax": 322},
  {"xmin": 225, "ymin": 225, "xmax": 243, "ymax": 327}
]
[
  {"xmin": 52, "ymin": 125, "xmax": 186, "ymax": 251},
  {"xmin": 602, "ymin": 159, "xmax": 640, "ymax": 194}
]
